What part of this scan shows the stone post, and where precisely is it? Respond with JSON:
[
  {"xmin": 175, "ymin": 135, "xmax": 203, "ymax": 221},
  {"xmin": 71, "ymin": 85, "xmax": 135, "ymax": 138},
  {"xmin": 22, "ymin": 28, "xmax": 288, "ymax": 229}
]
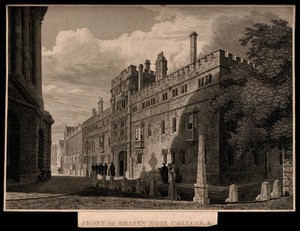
[
  {"xmin": 256, "ymin": 181, "xmax": 271, "ymax": 201},
  {"xmin": 136, "ymin": 178, "xmax": 141, "ymax": 193},
  {"xmin": 193, "ymin": 134, "xmax": 210, "ymax": 205},
  {"xmin": 30, "ymin": 7, "xmax": 47, "ymax": 94},
  {"xmin": 101, "ymin": 175, "xmax": 107, "ymax": 188},
  {"xmin": 168, "ymin": 181, "xmax": 177, "ymax": 200},
  {"xmin": 121, "ymin": 177, "xmax": 127, "ymax": 192},
  {"xmin": 270, "ymin": 180, "xmax": 282, "ymax": 199},
  {"xmin": 109, "ymin": 176, "xmax": 115, "ymax": 190},
  {"xmin": 149, "ymin": 180, "xmax": 156, "ymax": 197},
  {"xmin": 225, "ymin": 184, "xmax": 238, "ymax": 203}
]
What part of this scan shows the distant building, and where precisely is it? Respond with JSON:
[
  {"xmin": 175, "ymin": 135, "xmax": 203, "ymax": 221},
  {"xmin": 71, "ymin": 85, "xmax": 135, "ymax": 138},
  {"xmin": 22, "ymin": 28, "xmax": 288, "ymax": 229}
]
[
  {"xmin": 7, "ymin": 6, "xmax": 54, "ymax": 184},
  {"xmin": 69, "ymin": 32, "xmax": 285, "ymax": 184},
  {"xmin": 51, "ymin": 144, "xmax": 58, "ymax": 173},
  {"xmin": 82, "ymin": 99, "xmax": 111, "ymax": 176},
  {"xmin": 57, "ymin": 140, "xmax": 64, "ymax": 172},
  {"xmin": 63, "ymin": 124, "xmax": 82, "ymax": 175}
]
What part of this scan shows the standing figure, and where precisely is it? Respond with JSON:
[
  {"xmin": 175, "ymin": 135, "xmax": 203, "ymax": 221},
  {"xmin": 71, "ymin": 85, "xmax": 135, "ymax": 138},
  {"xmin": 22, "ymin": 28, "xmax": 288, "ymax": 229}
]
[
  {"xmin": 91, "ymin": 163, "xmax": 95, "ymax": 177},
  {"xmin": 168, "ymin": 163, "xmax": 175, "ymax": 183},
  {"xmin": 101, "ymin": 163, "xmax": 104, "ymax": 175},
  {"xmin": 95, "ymin": 163, "xmax": 99, "ymax": 175},
  {"xmin": 109, "ymin": 162, "xmax": 116, "ymax": 176},
  {"xmin": 99, "ymin": 163, "xmax": 103, "ymax": 176},
  {"xmin": 104, "ymin": 163, "xmax": 108, "ymax": 176},
  {"xmin": 158, "ymin": 163, "xmax": 168, "ymax": 183}
]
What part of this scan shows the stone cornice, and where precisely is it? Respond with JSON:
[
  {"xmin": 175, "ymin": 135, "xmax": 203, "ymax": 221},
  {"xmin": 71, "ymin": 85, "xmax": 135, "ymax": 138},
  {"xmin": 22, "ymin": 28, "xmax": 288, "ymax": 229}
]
[{"xmin": 29, "ymin": 7, "xmax": 48, "ymax": 21}]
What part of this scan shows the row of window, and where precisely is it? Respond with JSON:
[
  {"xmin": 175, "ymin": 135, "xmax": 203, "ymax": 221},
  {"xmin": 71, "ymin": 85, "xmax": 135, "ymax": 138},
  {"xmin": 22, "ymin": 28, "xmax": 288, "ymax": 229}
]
[
  {"xmin": 131, "ymin": 74, "xmax": 207, "ymax": 113},
  {"xmin": 114, "ymin": 97, "xmax": 128, "ymax": 111},
  {"xmin": 84, "ymin": 135, "xmax": 110, "ymax": 152},
  {"xmin": 113, "ymin": 119, "xmax": 127, "ymax": 130},
  {"xmin": 198, "ymin": 74, "xmax": 212, "ymax": 87},
  {"xmin": 84, "ymin": 118, "xmax": 110, "ymax": 134},
  {"xmin": 141, "ymin": 97, "xmax": 156, "ymax": 109},
  {"xmin": 135, "ymin": 117, "xmax": 178, "ymax": 141}
]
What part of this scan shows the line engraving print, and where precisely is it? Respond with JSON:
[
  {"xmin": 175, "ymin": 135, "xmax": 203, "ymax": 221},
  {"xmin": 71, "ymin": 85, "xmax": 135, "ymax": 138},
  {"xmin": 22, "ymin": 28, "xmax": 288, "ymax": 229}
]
[{"xmin": 5, "ymin": 5, "xmax": 295, "ymax": 225}]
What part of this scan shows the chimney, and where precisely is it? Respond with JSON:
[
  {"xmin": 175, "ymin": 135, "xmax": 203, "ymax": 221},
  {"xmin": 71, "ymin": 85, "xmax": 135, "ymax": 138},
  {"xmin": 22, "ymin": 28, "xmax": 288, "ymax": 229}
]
[
  {"xmin": 138, "ymin": 64, "xmax": 144, "ymax": 91},
  {"xmin": 190, "ymin": 31, "xmax": 198, "ymax": 63},
  {"xmin": 155, "ymin": 52, "xmax": 168, "ymax": 81},
  {"xmin": 92, "ymin": 108, "xmax": 97, "ymax": 117},
  {"xmin": 144, "ymin": 59, "xmax": 151, "ymax": 72},
  {"xmin": 98, "ymin": 96, "xmax": 103, "ymax": 113}
]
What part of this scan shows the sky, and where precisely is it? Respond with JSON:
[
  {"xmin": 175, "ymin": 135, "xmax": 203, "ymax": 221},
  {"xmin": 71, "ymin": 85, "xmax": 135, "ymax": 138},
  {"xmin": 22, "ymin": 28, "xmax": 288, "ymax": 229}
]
[{"xmin": 41, "ymin": 5, "xmax": 294, "ymax": 144}]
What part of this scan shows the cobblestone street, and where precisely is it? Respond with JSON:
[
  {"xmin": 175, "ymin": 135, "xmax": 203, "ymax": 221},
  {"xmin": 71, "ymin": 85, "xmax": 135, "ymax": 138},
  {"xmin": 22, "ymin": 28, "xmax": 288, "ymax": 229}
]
[{"xmin": 5, "ymin": 175, "xmax": 293, "ymax": 210}]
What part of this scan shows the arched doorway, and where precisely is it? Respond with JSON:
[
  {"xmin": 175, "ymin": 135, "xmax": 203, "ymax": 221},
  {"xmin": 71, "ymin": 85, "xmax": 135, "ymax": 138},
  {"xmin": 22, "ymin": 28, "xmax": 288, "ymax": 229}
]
[
  {"xmin": 119, "ymin": 151, "xmax": 127, "ymax": 176},
  {"xmin": 7, "ymin": 110, "xmax": 20, "ymax": 183},
  {"xmin": 38, "ymin": 129, "xmax": 44, "ymax": 170}
]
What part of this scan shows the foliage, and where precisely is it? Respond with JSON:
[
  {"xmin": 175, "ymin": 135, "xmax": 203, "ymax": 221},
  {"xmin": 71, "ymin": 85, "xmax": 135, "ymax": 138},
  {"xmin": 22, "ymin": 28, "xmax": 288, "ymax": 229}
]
[{"xmin": 211, "ymin": 19, "xmax": 293, "ymax": 159}]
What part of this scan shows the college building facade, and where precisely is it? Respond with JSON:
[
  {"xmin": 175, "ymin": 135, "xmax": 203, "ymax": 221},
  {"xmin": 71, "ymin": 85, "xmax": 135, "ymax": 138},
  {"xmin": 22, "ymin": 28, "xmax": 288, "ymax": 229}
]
[{"xmin": 63, "ymin": 32, "xmax": 286, "ymax": 185}]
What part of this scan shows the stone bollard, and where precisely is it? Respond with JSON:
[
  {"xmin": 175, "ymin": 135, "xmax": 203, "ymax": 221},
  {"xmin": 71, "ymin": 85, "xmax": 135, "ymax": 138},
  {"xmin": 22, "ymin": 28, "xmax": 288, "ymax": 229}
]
[
  {"xmin": 149, "ymin": 180, "xmax": 156, "ymax": 197},
  {"xmin": 136, "ymin": 178, "xmax": 141, "ymax": 193},
  {"xmin": 225, "ymin": 184, "xmax": 239, "ymax": 203},
  {"xmin": 101, "ymin": 175, "xmax": 107, "ymax": 188},
  {"xmin": 256, "ymin": 181, "xmax": 271, "ymax": 201},
  {"xmin": 168, "ymin": 181, "xmax": 177, "ymax": 200},
  {"xmin": 271, "ymin": 180, "xmax": 282, "ymax": 199},
  {"xmin": 109, "ymin": 176, "xmax": 115, "ymax": 190},
  {"xmin": 121, "ymin": 177, "xmax": 127, "ymax": 192}
]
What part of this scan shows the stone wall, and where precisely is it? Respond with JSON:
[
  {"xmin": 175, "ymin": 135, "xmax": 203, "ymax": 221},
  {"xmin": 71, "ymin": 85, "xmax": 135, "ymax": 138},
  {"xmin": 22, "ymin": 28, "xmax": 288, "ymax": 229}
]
[{"xmin": 283, "ymin": 152, "xmax": 293, "ymax": 195}]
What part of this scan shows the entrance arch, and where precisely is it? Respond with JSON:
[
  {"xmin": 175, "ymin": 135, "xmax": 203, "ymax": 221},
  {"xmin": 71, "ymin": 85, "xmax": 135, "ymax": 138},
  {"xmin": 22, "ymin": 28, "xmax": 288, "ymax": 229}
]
[
  {"xmin": 38, "ymin": 129, "xmax": 44, "ymax": 170},
  {"xmin": 7, "ymin": 110, "xmax": 20, "ymax": 183},
  {"xmin": 119, "ymin": 151, "xmax": 127, "ymax": 176}
]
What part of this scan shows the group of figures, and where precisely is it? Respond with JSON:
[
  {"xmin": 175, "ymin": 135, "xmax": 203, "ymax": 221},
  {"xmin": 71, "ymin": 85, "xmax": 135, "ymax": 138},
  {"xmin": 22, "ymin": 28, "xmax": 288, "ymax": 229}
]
[
  {"xmin": 158, "ymin": 163, "xmax": 176, "ymax": 184},
  {"xmin": 91, "ymin": 162, "xmax": 115, "ymax": 177}
]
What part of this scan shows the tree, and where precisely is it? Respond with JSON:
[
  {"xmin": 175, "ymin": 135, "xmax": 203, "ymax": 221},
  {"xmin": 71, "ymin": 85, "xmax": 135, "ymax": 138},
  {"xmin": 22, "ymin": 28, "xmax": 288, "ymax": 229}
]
[{"xmin": 211, "ymin": 19, "xmax": 293, "ymax": 159}]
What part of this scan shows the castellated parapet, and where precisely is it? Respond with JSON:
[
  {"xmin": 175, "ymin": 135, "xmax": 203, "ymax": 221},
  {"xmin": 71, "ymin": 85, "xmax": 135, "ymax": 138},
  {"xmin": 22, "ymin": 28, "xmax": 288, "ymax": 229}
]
[
  {"xmin": 132, "ymin": 49, "xmax": 255, "ymax": 104},
  {"xmin": 131, "ymin": 49, "xmax": 255, "ymax": 104},
  {"xmin": 111, "ymin": 65, "xmax": 138, "ymax": 89}
]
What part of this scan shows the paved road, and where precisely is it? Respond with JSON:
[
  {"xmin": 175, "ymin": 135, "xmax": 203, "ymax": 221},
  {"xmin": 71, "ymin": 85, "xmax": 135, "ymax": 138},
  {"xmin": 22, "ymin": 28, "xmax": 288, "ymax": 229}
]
[
  {"xmin": 6, "ymin": 175, "xmax": 93, "ymax": 200},
  {"xmin": 5, "ymin": 175, "xmax": 294, "ymax": 210}
]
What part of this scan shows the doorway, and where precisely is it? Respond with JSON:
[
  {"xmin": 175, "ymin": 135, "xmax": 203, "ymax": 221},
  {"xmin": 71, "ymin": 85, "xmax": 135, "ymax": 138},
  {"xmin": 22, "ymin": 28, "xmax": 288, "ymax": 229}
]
[{"xmin": 119, "ymin": 151, "xmax": 127, "ymax": 176}]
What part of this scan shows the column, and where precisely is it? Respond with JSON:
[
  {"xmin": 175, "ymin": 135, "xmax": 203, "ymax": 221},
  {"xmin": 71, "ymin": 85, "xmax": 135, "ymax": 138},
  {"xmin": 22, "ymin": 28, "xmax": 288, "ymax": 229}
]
[
  {"xmin": 22, "ymin": 7, "xmax": 31, "ymax": 82},
  {"xmin": 12, "ymin": 7, "xmax": 23, "ymax": 75},
  {"xmin": 30, "ymin": 7, "xmax": 47, "ymax": 94},
  {"xmin": 193, "ymin": 134, "xmax": 210, "ymax": 205}
]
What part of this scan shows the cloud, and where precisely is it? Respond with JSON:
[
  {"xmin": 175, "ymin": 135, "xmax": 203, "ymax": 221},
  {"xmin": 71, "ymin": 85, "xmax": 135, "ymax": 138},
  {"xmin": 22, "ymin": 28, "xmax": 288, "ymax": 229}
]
[
  {"xmin": 42, "ymin": 6, "xmax": 294, "ymax": 143},
  {"xmin": 200, "ymin": 11, "xmax": 289, "ymax": 58}
]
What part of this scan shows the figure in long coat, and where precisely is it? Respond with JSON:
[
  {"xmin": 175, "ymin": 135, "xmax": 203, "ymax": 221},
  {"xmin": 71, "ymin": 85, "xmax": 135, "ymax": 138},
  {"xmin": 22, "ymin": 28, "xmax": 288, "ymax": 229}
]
[
  {"xmin": 104, "ymin": 163, "xmax": 108, "ymax": 176},
  {"xmin": 158, "ymin": 163, "xmax": 168, "ymax": 183},
  {"xmin": 109, "ymin": 163, "xmax": 116, "ymax": 176}
]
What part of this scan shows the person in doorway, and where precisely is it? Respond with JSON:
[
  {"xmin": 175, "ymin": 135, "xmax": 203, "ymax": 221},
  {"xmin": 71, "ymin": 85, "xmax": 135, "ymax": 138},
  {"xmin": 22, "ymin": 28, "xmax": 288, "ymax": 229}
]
[{"xmin": 109, "ymin": 162, "xmax": 116, "ymax": 177}]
